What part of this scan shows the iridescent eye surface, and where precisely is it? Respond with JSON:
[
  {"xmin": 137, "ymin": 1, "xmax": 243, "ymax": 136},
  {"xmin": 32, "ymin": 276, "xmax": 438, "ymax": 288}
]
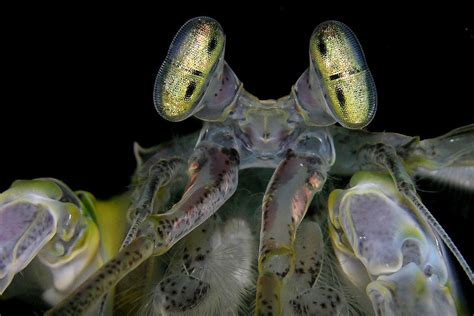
[
  {"xmin": 154, "ymin": 17, "xmax": 225, "ymax": 121},
  {"xmin": 310, "ymin": 21, "xmax": 376, "ymax": 129}
]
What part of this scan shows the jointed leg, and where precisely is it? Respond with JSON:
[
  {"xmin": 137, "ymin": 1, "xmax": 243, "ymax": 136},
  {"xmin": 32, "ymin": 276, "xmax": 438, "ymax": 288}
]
[
  {"xmin": 99, "ymin": 156, "xmax": 186, "ymax": 314},
  {"xmin": 46, "ymin": 130, "xmax": 241, "ymax": 315},
  {"xmin": 143, "ymin": 143, "xmax": 240, "ymax": 254},
  {"xmin": 256, "ymin": 143, "xmax": 331, "ymax": 314},
  {"xmin": 124, "ymin": 157, "xmax": 185, "ymax": 248}
]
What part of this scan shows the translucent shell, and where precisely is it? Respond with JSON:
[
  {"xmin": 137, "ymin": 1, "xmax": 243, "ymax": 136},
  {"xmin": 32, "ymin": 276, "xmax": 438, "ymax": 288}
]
[
  {"xmin": 154, "ymin": 17, "xmax": 225, "ymax": 121},
  {"xmin": 310, "ymin": 21, "xmax": 376, "ymax": 129}
]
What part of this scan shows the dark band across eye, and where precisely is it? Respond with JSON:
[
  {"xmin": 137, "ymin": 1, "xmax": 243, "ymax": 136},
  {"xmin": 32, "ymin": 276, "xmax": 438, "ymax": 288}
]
[
  {"xmin": 154, "ymin": 17, "xmax": 225, "ymax": 122},
  {"xmin": 310, "ymin": 21, "xmax": 377, "ymax": 129}
]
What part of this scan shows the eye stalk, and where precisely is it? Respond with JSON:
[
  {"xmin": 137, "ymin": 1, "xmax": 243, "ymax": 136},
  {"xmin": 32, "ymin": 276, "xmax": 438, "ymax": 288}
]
[
  {"xmin": 294, "ymin": 21, "xmax": 377, "ymax": 129},
  {"xmin": 154, "ymin": 17, "xmax": 226, "ymax": 122}
]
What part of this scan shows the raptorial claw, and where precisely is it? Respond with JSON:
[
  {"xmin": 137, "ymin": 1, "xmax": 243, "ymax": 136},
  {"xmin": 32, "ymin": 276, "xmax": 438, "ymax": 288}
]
[
  {"xmin": 0, "ymin": 179, "xmax": 100, "ymax": 302},
  {"xmin": 329, "ymin": 171, "xmax": 462, "ymax": 315},
  {"xmin": 0, "ymin": 179, "xmax": 78, "ymax": 293},
  {"xmin": 46, "ymin": 125, "xmax": 241, "ymax": 315}
]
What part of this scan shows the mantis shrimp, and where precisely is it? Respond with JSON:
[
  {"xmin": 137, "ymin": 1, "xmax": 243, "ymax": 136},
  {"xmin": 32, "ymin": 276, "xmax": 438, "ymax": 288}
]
[{"xmin": 0, "ymin": 16, "xmax": 472, "ymax": 315}]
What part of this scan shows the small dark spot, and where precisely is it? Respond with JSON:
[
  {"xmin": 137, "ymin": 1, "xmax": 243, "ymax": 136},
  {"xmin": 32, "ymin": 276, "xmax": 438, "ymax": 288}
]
[
  {"xmin": 335, "ymin": 87, "xmax": 346, "ymax": 107},
  {"xmin": 320, "ymin": 302, "xmax": 327, "ymax": 309},
  {"xmin": 192, "ymin": 69, "xmax": 204, "ymax": 77},
  {"xmin": 196, "ymin": 254, "xmax": 205, "ymax": 261},
  {"xmin": 184, "ymin": 81, "xmax": 196, "ymax": 100},
  {"xmin": 208, "ymin": 37, "xmax": 218, "ymax": 53},
  {"xmin": 317, "ymin": 35, "xmax": 327, "ymax": 56}
]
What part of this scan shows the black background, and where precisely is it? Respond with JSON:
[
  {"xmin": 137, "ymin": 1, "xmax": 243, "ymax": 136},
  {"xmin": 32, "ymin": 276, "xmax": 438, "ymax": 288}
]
[{"xmin": 1, "ymin": 1, "xmax": 473, "ymax": 312}]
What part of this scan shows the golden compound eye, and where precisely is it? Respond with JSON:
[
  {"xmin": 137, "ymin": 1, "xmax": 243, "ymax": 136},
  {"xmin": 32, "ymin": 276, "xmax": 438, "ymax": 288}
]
[
  {"xmin": 310, "ymin": 21, "xmax": 376, "ymax": 129},
  {"xmin": 154, "ymin": 17, "xmax": 225, "ymax": 121}
]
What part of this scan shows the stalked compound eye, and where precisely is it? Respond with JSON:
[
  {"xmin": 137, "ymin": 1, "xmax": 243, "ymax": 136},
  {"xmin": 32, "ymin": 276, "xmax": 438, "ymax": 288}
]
[
  {"xmin": 310, "ymin": 21, "xmax": 376, "ymax": 129},
  {"xmin": 154, "ymin": 17, "xmax": 225, "ymax": 121}
]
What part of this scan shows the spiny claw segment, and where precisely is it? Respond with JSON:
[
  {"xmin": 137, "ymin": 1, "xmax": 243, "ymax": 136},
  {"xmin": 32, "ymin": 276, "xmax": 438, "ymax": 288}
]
[
  {"xmin": 122, "ymin": 157, "xmax": 186, "ymax": 249},
  {"xmin": 143, "ymin": 144, "xmax": 240, "ymax": 254}
]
